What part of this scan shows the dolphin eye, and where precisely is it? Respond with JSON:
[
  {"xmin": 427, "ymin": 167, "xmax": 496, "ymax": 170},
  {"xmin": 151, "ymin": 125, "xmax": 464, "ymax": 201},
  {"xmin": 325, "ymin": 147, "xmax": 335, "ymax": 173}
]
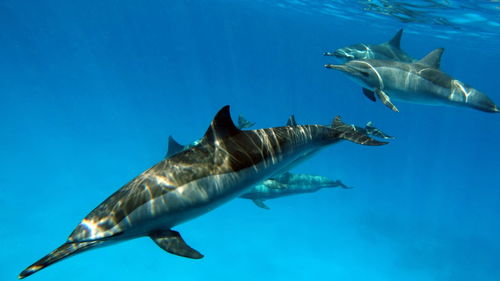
[{"xmin": 360, "ymin": 71, "xmax": 369, "ymax": 77}]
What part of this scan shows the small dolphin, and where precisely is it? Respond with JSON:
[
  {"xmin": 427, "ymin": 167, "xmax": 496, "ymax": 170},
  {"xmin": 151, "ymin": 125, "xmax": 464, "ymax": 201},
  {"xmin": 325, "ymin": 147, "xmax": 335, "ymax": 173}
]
[
  {"xmin": 19, "ymin": 106, "xmax": 388, "ymax": 279},
  {"xmin": 240, "ymin": 172, "xmax": 351, "ymax": 210},
  {"xmin": 324, "ymin": 29, "xmax": 415, "ymax": 63},
  {"xmin": 325, "ymin": 48, "xmax": 500, "ymax": 113}
]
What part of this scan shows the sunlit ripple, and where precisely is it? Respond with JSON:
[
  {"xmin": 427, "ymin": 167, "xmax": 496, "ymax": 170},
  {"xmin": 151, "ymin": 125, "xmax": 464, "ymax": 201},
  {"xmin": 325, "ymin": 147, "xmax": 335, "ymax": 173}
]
[{"xmin": 251, "ymin": 0, "xmax": 500, "ymax": 42}]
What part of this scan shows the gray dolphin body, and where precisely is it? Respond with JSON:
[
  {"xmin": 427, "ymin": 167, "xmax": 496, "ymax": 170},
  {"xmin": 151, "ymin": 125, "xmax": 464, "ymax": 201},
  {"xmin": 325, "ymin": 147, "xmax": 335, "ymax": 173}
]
[
  {"xmin": 240, "ymin": 172, "xmax": 351, "ymax": 210},
  {"xmin": 325, "ymin": 48, "xmax": 499, "ymax": 113},
  {"xmin": 324, "ymin": 29, "xmax": 415, "ymax": 63},
  {"xmin": 19, "ymin": 106, "xmax": 387, "ymax": 279}
]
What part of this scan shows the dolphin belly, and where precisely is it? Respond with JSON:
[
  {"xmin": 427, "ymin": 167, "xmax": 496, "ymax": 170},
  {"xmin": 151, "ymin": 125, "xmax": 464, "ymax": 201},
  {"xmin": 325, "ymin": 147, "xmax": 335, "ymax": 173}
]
[{"xmin": 95, "ymin": 147, "xmax": 319, "ymax": 238}]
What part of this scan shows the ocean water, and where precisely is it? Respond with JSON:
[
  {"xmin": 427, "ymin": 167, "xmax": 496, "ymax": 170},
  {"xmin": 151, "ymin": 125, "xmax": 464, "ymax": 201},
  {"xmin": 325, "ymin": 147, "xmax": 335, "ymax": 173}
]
[{"xmin": 1, "ymin": 1, "xmax": 499, "ymax": 280}]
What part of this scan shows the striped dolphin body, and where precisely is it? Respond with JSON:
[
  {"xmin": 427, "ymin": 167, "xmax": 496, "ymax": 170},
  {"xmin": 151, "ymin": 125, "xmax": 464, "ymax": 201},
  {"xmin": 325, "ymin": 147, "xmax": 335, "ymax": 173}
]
[
  {"xmin": 325, "ymin": 48, "xmax": 500, "ymax": 113},
  {"xmin": 19, "ymin": 106, "xmax": 387, "ymax": 279},
  {"xmin": 240, "ymin": 172, "xmax": 352, "ymax": 210},
  {"xmin": 324, "ymin": 29, "xmax": 415, "ymax": 63}
]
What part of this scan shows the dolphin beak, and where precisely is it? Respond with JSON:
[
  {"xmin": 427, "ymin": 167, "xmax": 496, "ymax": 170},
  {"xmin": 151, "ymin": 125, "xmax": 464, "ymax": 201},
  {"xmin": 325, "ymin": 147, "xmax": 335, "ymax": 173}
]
[
  {"xmin": 333, "ymin": 50, "xmax": 347, "ymax": 58},
  {"xmin": 324, "ymin": 64, "xmax": 348, "ymax": 71}
]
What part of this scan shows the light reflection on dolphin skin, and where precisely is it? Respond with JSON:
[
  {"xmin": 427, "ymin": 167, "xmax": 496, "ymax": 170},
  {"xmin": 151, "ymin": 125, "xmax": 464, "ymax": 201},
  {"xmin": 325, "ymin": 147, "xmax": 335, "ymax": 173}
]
[
  {"xmin": 326, "ymin": 48, "xmax": 500, "ymax": 113},
  {"xmin": 19, "ymin": 106, "xmax": 389, "ymax": 279},
  {"xmin": 240, "ymin": 172, "xmax": 352, "ymax": 210},
  {"xmin": 324, "ymin": 29, "xmax": 415, "ymax": 63}
]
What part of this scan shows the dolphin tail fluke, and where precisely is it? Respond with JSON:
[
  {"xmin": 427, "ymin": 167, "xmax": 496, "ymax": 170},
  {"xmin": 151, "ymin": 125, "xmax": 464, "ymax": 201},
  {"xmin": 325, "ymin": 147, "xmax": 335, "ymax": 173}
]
[
  {"xmin": 365, "ymin": 121, "xmax": 395, "ymax": 139},
  {"xmin": 332, "ymin": 117, "xmax": 388, "ymax": 146},
  {"xmin": 331, "ymin": 180, "xmax": 353, "ymax": 189},
  {"xmin": 237, "ymin": 115, "xmax": 256, "ymax": 129},
  {"xmin": 19, "ymin": 241, "xmax": 101, "ymax": 279}
]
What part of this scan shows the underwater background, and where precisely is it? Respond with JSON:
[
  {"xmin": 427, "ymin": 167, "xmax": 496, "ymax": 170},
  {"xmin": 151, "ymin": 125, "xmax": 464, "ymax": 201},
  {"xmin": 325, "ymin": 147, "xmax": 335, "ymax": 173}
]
[{"xmin": 1, "ymin": 1, "xmax": 499, "ymax": 280}]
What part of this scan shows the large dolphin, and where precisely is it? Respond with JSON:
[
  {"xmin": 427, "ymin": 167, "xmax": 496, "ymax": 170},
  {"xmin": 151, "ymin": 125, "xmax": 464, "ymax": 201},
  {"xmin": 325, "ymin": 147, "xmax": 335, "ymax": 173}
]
[
  {"xmin": 240, "ymin": 172, "xmax": 351, "ymax": 210},
  {"xmin": 324, "ymin": 29, "xmax": 415, "ymax": 63},
  {"xmin": 19, "ymin": 106, "xmax": 388, "ymax": 279},
  {"xmin": 325, "ymin": 48, "xmax": 500, "ymax": 113}
]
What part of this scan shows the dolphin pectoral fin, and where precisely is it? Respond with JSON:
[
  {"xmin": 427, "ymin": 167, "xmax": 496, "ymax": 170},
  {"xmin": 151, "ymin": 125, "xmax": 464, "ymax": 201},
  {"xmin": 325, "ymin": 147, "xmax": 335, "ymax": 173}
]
[
  {"xmin": 362, "ymin": 88, "xmax": 376, "ymax": 102},
  {"xmin": 375, "ymin": 89, "xmax": 399, "ymax": 112},
  {"xmin": 252, "ymin": 200, "xmax": 270, "ymax": 210},
  {"xmin": 150, "ymin": 230, "xmax": 203, "ymax": 259}
]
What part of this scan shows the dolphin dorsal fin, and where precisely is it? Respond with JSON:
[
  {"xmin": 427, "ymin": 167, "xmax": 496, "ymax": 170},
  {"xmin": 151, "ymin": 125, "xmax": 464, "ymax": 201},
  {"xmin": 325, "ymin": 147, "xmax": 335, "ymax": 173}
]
[
  {"xmin": 286, "ymin": 115, "xmax": 297, "ymax": 126},
  {"xmin": 417, "ymin": 48, "xmax": 444, "ymax": 69},
  {"xmin": 166, "ymin": 136, "xmax": 185, "ymax": 158},
  {"xmin": 387, "ymin": 28, "xmax": 403, "ymax": 48},
  {"xmin": 202, "ymin": 105, "xmax": 241, "ymax": 143}
]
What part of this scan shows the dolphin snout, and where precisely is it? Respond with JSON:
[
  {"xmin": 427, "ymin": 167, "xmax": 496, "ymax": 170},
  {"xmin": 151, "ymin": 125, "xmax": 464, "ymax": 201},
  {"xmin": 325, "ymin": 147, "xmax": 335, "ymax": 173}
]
[
  {"xmin": 324, "ymin": 64, "xmax": 346, "ymax": 71},
  {"xmin": 324, "ymin": 51, "xmax": 335, "ymax": 56},
  {"xmin": 324, "ymin": 50, "xmax": 350, "ymax": 59}
]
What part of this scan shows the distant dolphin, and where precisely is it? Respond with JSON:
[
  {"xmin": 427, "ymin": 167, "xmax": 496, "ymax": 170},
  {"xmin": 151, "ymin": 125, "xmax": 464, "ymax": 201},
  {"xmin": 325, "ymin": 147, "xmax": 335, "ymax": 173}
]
[
  {"xmin": 324, "ymin": 29, "xmax": 415, "ymax": 63},
  {"xmin": 19, "ymin": 106, "xmax": 388, "ymax": 279},
  {"xmin": 168, "ymin": 116, "xmax": 390, "ymax": 211},
  {"xmin": 240, "ymin": 172, "xmax": 352, "ymax": 210},
  {"xmin": 325, "ymin": 48, "xmax": 500, "ymax": 113}
]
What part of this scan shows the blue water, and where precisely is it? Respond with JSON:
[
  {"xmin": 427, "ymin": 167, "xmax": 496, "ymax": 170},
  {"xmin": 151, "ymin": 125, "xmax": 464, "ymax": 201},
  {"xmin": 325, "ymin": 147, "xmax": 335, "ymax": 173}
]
[{"xmin": 1, "ymin": 1, "xmax": 499, "ymax": 280}]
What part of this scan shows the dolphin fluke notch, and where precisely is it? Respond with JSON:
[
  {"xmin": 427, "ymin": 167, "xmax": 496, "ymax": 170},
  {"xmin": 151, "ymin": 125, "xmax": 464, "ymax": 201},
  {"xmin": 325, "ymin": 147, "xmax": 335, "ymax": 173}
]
[
  {"xmin": 18, "ymin": 241, "xmax": 101, "ymax": 279},
  {"xmin": 332, "ymin": 117, "xmax": 388, "ymax": 146},
  {"xmin": 387, "ymin": 28, "xmax": 403, "ymax": 48}
]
